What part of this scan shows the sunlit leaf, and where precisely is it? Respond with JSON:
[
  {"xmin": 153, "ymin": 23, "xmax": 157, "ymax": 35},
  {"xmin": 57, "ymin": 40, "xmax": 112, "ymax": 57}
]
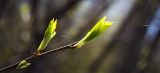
[
  {"xmin": 37, "ymin": 18, "xmax": 57, "ymax": 52},
  {"xmin": 75, "ymin": 16, "xmax": 112, "ymax": 48}
]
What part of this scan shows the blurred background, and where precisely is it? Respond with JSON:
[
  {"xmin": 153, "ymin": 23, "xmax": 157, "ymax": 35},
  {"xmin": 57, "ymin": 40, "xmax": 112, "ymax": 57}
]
[{"xmin": 0, "ymin": 0, "xmax": 160, "ymax": 73}]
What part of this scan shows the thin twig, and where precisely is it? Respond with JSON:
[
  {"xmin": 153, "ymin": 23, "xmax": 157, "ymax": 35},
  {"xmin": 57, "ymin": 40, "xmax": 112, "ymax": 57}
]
[{"xmin": 0, "ymin": 42, "xmax": 77, "ymax": 73}]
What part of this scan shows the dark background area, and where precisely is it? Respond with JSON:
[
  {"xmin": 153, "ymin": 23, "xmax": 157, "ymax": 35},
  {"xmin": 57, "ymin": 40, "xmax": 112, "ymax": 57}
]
[{"xmin": 0, "ymin": 0, "xmax": 160, "ymax": 73}]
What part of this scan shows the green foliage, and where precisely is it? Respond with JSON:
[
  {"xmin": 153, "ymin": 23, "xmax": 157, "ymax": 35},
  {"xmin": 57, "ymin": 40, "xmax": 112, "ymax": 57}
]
[
  {"xmin": 37, "ymin": 18, "xmax": 57, "ymax": 52},
  {"xmin": 16, "ymin": 60, "xmax": 31, "ymax": 69},
  {"xmin": 75, "ymin": 16, "xmax": 112, "ymax": 48}
]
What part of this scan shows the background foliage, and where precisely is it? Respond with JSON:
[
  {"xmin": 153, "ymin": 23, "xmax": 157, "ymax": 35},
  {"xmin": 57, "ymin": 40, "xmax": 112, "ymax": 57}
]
[{"xmin": 0, "ymin": 0, "xmax": 160, "ymax": 73}]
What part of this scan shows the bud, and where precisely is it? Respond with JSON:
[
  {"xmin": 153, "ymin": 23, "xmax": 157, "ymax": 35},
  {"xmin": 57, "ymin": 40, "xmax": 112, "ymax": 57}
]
[{"xmin": 17, "ymin": 60, "xmax": 31, "ymax": 69}]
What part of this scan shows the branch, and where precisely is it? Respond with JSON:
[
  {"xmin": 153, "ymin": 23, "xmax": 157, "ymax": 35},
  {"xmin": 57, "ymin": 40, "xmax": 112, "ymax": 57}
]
[{"xmin": 0, "ymin": 42, "xmax": 77, "ymax": 73}]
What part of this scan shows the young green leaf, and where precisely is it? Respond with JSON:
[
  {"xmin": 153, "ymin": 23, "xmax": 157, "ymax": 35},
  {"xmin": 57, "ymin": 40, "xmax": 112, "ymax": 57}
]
[
  {"xmin": 75, "ymin": 16, "xmax": 112, "ymax": 48},
  {"xmin": 37, "ymin": 18, "xmax": 57, "ymax": 53},
  {"xmin": 16, "ymin": 60, "xmax": 31, "ymax": 69}
]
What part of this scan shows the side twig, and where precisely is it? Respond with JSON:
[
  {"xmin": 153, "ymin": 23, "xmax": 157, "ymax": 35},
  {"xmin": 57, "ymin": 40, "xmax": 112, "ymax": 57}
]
[{"xmin": 0, "ymin": 42, "xmax": 77, "ymax": 72}]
